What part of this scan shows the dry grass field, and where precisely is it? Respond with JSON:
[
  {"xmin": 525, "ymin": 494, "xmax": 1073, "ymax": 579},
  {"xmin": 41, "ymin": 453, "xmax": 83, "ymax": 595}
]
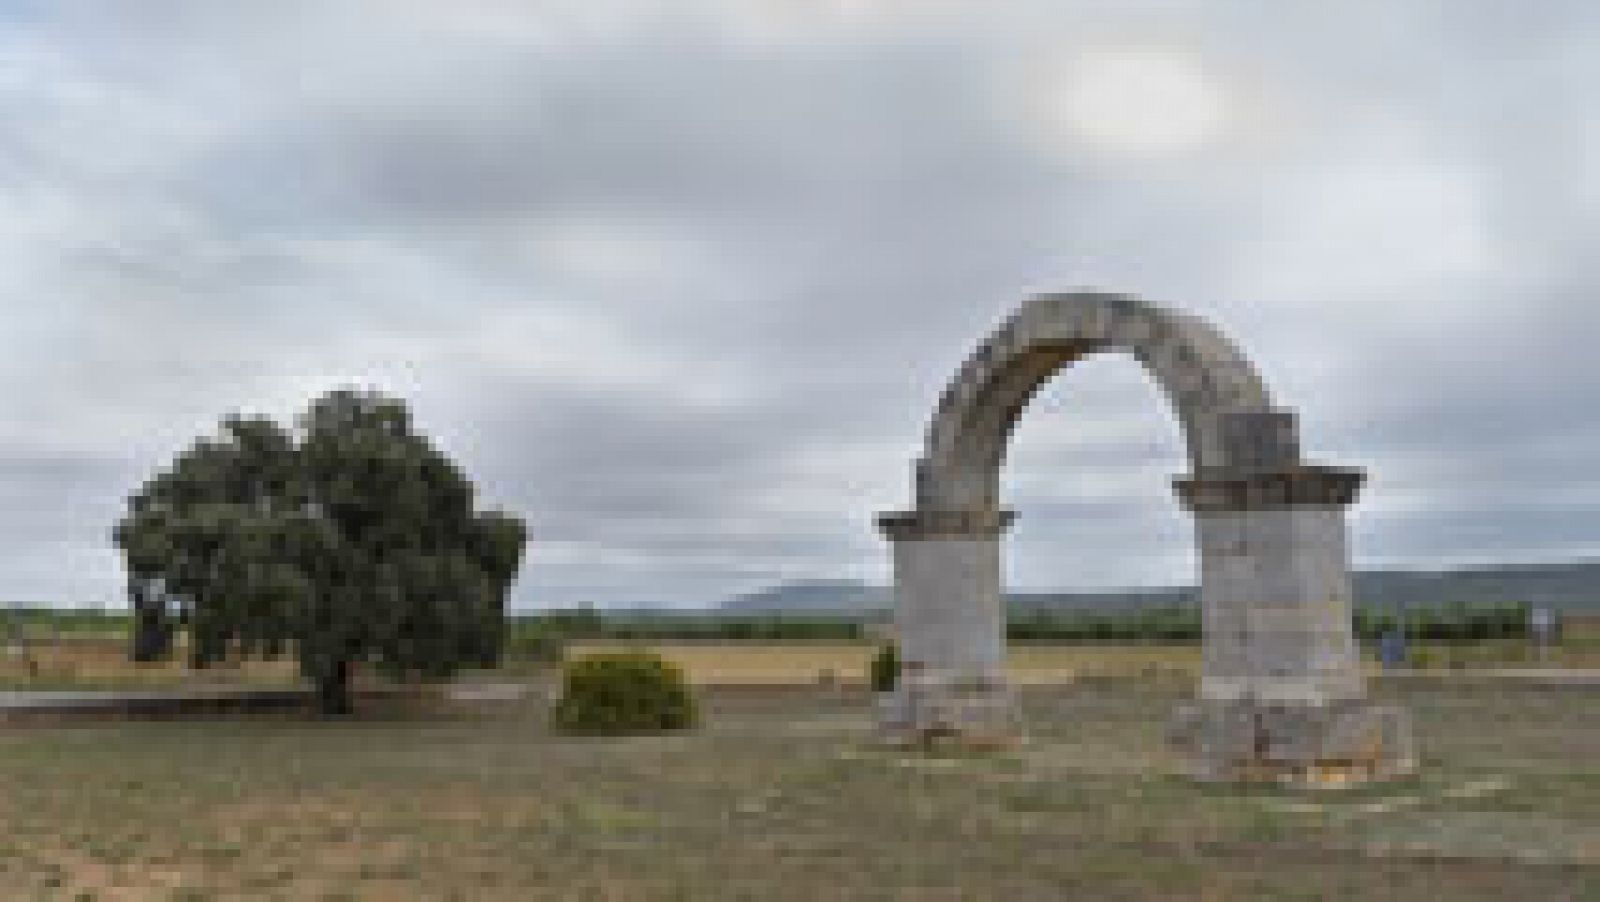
[
  {"xmin": 0, "ymin": 636, "xmax": 300, "ymax": 691},
  {"xmin": 570, "ymin": 621, "xmax": 1600, "ymax": 686},
  {"xmin": 0, "ymin": 679, "xmax": 1595, "ymax": 899},
  {"xmin": 1, "ymin": 636, "xmax": 1208, "ymax": 691},
  {"xmin": 5, "ymin": 620, "xmax": 1597, "ymax": 692},
  {"xmin": 567, "ymin": 641, "xmax": 1205, "ymax": 686}
]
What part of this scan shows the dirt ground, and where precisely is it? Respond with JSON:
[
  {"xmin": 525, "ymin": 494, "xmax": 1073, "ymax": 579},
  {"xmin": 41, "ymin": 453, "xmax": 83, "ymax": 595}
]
[{"xmin": 0, "ymin": 679, "xmax": 1594, "ymax": 899}]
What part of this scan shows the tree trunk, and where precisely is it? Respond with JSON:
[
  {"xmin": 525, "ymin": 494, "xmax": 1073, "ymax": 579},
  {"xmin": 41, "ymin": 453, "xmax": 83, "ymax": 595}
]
[
  {"xmin": 130, "ymin": 583, "xmax": 172, "ymax": 662},
  {"xmin": 316, "ymin": 658, "xmax": 353, "ymax": 716}
]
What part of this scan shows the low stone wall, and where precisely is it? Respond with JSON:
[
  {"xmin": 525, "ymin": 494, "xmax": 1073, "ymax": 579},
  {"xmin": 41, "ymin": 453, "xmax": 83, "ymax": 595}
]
[{"xmin": 0, "ymin": 685, "xmax": 425, "ymax": 726}]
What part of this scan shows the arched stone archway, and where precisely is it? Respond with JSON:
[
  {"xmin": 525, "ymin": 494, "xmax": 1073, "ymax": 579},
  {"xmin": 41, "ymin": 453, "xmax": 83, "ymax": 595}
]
[{"xmin": 878, "ymin": 291, "xmax": 1414, "ymax": 784}]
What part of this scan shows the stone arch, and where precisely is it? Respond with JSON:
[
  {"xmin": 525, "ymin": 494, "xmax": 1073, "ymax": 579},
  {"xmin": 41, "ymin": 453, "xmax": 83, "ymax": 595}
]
[
  {"xmin": 877, "ymin": 291, "xmax": 1415, "ymax": 786},
  {"xmin": 917, "ymin": 292, "xmax": 1280, "ymax": 511}
]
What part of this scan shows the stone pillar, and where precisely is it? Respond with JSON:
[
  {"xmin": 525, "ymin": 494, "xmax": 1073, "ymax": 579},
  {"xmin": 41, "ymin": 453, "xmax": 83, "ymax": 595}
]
[
  {"xmin": 1169, "ymin": 466, "xmax": 1416, "ymax": 785},
  {"xmin": 875, "ymin": 507, "xmax": 1018, "ymax": 747}
]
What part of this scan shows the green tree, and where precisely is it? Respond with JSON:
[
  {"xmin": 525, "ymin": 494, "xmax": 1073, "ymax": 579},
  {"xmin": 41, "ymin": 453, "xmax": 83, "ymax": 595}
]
[{"xmin": 113, "ymin": 388, "xmax": 527, "ymax": 715}]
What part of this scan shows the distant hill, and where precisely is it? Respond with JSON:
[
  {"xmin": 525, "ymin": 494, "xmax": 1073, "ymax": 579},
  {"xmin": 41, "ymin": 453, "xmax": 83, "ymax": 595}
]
[
  {"xmin": 720, "ymin": 561, "xmax": 1600, "ymax": 617},
  {"xmin": 720, "ymin": 580, "xmax": 891, "ymax": 615}
]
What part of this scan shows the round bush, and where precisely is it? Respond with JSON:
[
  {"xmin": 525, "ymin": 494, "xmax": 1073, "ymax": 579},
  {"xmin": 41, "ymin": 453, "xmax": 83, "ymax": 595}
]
[{"xmin": 553, "ymin": 650, "xmax": 697, "ymax": 734}]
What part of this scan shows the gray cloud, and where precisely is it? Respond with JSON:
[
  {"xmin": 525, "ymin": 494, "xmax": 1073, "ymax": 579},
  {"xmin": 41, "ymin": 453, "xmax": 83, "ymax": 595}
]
[{"xmin": 0, "ymin": 2, "xmax": 1595, "ymax": 609}]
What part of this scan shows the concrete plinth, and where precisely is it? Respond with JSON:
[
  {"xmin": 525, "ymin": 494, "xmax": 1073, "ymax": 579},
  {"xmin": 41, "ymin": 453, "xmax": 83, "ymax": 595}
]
[
  {"xmin": 876, "ymin": 670, "xmax": 1018, "ymax": 750},
  {"xmin": 876, "ymin": 507, "xmax": 1019, "ymax": 748},
  {"xmin": 1169, "ymin": 699, "xmax": 1416, "ymax": 786},
  {"xmin": 1170, "ymin": 464, "xmax": 1416, "ymax": 785}
]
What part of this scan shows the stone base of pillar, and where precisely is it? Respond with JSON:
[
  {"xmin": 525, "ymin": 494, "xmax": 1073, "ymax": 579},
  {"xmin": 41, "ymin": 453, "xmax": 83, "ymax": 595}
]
[
  {"xmin": 1168, "ymin": 698, "xmax": 1416, "ymax": 787},
  {"xmin": 875, "ymin": 671, "xmax": 1019, "ymax": 750}
]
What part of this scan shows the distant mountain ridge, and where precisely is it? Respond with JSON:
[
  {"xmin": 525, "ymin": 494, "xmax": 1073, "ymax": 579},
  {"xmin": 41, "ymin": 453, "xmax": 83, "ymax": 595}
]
[
  {"xmin": 721, "ymin": 561, "xmax": 1600, "ymax": 616},
  {"xmin": 721, "ymin": 580, "xmax": 890, "ymax": 614}
]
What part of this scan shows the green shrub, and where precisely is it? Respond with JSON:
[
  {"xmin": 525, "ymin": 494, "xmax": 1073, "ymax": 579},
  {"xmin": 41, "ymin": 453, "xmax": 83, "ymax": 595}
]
[
  {"xmin": 1410, "ymin": 645, "xmax": 1442, "ymax": 670},
  {"xmin": 552, "ymin": 650, "xmax": 696, "ymax": 735},
  {"xmin": 869, "ymin": 643, "xmax": 900, "ymax": 693}
]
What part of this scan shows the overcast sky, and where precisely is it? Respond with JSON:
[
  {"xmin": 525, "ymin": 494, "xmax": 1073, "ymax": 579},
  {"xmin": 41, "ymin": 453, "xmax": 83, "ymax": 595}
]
[{"xmin": 1, "ymin": 2, "xmax": 1596, "ymax": 610}]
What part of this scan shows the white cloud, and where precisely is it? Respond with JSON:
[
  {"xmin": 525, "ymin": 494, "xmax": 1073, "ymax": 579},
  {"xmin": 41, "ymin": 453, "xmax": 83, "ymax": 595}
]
[
  {"xmin": 0, "ymin": 3, "xmax": 1593, "ymax": 609},
  {"xmin": 1243, "ymin": 153, "xmax": 1504, "ymax": 304}
]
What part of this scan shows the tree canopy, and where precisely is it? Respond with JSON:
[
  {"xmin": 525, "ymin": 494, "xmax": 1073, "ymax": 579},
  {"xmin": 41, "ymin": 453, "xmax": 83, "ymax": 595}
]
[{"xmin": 113, "ymin": 388, "xmax": 526, "ymax": 714}]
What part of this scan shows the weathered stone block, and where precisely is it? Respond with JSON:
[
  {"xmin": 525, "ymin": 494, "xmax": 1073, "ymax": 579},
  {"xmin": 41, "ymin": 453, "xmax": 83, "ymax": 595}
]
[
  {"xmin": 877, "ymin": 670, "xmax": 1018, "ymax": 749},
  {"xmin": 1219, "ymin": 410, "xmax": 1301, "ymax": 471},
  {"xmin": 1170, "ymin": 699, "xmax": 1416, "ymax": 786}
]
